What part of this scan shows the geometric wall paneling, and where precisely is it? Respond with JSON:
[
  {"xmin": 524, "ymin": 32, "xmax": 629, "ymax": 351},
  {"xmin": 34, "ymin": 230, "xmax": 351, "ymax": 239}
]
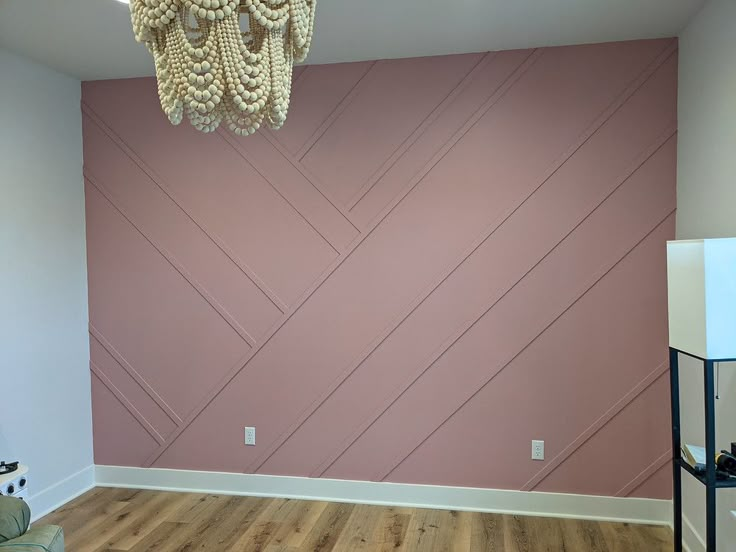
[
  {"xmin": 257, "ymin": 50, "xmax": 678, "ymax": 480},
  {"xmin": 347, "ymin": 49, "xmax": 533, "ymax": 229},
  {"xmin": 90, "ymin": 332, "xmax": 179, "ymax": 441},
  {"xmin": 218, "ymin": 129, "xmax": 360, "ymax": 253},
  {"xmin": 85, "ymin": 38, "xmax": 677, "ymax": 500},
  {"xmin": 323, "ymin": 150, "xmax": 676, "ymax": 486},
  {"xmin": 532, "ymin": 376, "xmax": 673, "ymax": 498},
  {"xmin": 248, "ymin": 38, "xmax": 669, "ymax": 476},
  {"xmin": 270, "ymin": 61, "xmax": 376, "ymax": 158},
  {"xmin": 83, "ymin": 116, "xmax": 283, "ymax": 342},
  {"xmin": 319, "ymin": 54, "xmax": 680, "ymax": 478},
  {"xmin": 82, "ymin": 87, "xmax": 340, "ymax": 308},
  {"xmin": 91, "ymin": 374, "xmax": 162, "ymax": 467},
  {"xmin": 626, "ymin": 461, "xmax": 673, "ymax": 499},
  {"xmin": 85, "ymin": 180, "xmax": 251, "ymax": 423},
  {"xmin": 299, "ymin": 54, "xmax": 484, "ymax": 207},
  {"xmin": 385, "ymin": 217, "xmax": 675, "ymax": 498}
]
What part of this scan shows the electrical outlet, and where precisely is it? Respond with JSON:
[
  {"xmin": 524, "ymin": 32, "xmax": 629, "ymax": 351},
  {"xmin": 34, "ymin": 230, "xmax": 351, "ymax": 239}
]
[
  {"xmin": 245, "ymin": 427, "xmax": 256, "ymax": 446},
  {"xmin": 531, "ymin": 440, "xmax": 544, "ymax": 461}
]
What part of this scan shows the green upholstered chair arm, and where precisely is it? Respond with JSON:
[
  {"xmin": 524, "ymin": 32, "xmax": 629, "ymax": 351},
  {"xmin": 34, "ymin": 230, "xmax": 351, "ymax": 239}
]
[
  {"xmin": 0, "ymin": 526, "xmax": 64, "ymax": 552},
  {"xmin": 0, "ymin": 497, "xmax": 30, "ymax": 543}
]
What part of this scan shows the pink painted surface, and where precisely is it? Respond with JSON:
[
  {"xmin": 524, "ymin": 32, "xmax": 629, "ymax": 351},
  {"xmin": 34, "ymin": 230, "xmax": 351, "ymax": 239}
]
[{"xmin": 84, "ymin": 38, "xmax": 678, "ymax": 499}]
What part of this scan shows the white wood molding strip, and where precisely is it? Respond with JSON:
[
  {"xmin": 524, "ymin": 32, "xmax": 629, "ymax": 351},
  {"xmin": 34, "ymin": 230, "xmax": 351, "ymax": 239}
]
[
  {"xmin": 30, "ymin": 465, "xmax": 95, "ymax": 522},
  {"xmin": 94, "ymin": 465, "xmax": 671, "ymax": 526}
]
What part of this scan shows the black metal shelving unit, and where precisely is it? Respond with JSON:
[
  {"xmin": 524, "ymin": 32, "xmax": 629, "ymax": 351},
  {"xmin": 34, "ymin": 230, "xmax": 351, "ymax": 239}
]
[{"xmin": 670, "ymin": 347, "xmax": 736, "ymax": 552}]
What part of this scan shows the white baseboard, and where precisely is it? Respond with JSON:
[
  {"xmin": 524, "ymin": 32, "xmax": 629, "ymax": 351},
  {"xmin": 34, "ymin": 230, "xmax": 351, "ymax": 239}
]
[
  {"xmin": 95, "ymin": 465, "xmax": 672, "ymax": 526},
  {"xmin": 30, "ymin": 465, "xmax": 95, "ymax": 522}
]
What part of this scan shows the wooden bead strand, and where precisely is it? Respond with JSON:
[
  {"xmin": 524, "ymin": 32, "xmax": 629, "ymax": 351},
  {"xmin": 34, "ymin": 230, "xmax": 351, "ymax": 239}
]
[{"xmin": 129, "ymin": 0, "xmax": 316, "ymax": 134}]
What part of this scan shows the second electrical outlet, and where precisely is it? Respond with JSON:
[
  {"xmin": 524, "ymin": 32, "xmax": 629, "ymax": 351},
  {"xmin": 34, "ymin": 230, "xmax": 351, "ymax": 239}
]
[
  {"xmin": 245, "ymin": 427, "xmax": 256, "ymax": 446},
  {"xmin": 532, "ymin": 440, "xmax": 544, "ymax": 460}
]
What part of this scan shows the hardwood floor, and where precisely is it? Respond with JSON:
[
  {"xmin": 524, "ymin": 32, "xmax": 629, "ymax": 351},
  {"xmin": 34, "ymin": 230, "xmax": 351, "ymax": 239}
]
[{"xmin": 38, "ymin": 488, "xmax": 673, "ymax": 551}]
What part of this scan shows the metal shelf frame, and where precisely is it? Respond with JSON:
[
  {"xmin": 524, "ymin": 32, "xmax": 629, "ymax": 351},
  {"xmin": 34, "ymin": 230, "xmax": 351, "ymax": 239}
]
[{"xmin": 670, "ymin": 347, "xmax": 736, "ymax": 552}]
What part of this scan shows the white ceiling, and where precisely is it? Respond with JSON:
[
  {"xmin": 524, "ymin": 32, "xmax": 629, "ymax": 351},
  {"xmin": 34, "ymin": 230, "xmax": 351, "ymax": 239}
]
[{"xmin": 0, "ymin": 0, "xmax": 705, "ymax": 81}]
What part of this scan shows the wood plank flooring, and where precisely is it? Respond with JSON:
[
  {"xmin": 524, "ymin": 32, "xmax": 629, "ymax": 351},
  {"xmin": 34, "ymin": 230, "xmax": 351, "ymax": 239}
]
[{"xmin": 37, "ymin": 488, "xmax": 673, "ymax": 551}]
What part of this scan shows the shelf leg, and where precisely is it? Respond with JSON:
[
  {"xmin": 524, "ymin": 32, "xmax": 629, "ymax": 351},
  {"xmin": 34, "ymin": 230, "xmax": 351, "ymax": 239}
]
[
  {"xmin": 705, "ymin": 359, "xmax": 716, "ymax": 551},
  {"xmin": 670, "ymin": 348, "xmax": 682, "ymax": 552}
]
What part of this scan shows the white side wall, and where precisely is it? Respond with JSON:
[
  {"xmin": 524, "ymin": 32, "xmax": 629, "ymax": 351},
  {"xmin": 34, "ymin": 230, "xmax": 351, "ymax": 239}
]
[
  {"xmin": 677, "ymin": 0, "xmax": 736, "ymax": 549},
  {"xmin": 0, "ymin": 48, "xmax": 93, "ymax": 517}
]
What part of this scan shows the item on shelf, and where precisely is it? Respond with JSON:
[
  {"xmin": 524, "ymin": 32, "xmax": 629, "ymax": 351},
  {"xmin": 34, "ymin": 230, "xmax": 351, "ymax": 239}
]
[
  {"xmin": 716, "ymin": 451, "xmax": 736, "ymax": 476},
  {"xmin": 682, "ymin": 444, "xmax": 706, "ymax": 469}
]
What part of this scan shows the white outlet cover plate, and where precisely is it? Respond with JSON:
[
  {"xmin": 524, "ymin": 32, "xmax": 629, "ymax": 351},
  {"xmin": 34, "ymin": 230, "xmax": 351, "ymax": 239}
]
[
  {"xmin": 245, "ymin": 427, "xmax": 256, "ymax": 446},
  {"xmin": 532, "ymin": 440, "xmax": 545, "ymax": 461}
]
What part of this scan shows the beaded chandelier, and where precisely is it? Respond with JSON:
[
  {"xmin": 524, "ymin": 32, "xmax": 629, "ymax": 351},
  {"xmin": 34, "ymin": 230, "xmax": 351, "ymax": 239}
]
[{"xmin": 129, "ymin": 0, "xmax": 316, "ymax": 135}]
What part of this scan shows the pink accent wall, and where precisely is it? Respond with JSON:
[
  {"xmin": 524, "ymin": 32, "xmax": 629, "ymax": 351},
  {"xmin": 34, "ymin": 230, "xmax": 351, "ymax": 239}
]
[{"xmin": 84, "ymin": 38, "xmax": 677, "ymax": 499}]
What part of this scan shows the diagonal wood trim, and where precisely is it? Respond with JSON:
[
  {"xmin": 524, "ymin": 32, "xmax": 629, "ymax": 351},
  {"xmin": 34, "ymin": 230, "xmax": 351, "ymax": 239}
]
[
  {"xmin": 377, "ymin": 212, "xmax": 677, "ymax": 482},
  {"xmin": 523, "ymin": 363, "xmax": 670, "ymax": 491},
  {"xmin": 140, "ymin": 52, "xmax": 540, "ymax": 469},
  {"xmin": 83, "ymin": 41, "xmax": 678, "ymax": 501},
  {"xmin": 311, "ymin": 130, "xmax": 674, "ymax": 477},
  {"xmin": 90, "ymin": 363, "xmax": 166, "ymax": 445},
  {"xmin": 296, "ymin": 61, "xmax": 378, "ymax": 161},
  {"xmin": 259, "ymin": 130, "xmax": 359, "ymax": 230},
  {"xmin": 216, "ymin": 130, "xmax": 343, "ymax": 254},
  {"xmin": 359, "ymin": 39, "xmax": 677, "ymax": 234},
  {"xmin": 85, "ymin": 172, "xmax": 258, "ymax": 347},
  {"xmin": 90, "ymin": 325, "xmax": 183, "ymax": 426},
  {"xmin": 82, "ymin": 104, "xmax": 289, "ymax": 314},
  {"xmin": 142, "ymin": 42, "xmax": 673, "ymax": 470},
  {"xmin": 244, "ymin": 51, "xmax": 548, "ymax": 473},
  {"xmin": 271, "ymin": 56, "xmax": 674, "ymax": 476},
  {"xmin": 346, "ymin": 52, "xmax": 495, "ymax": 212},
  {"xmin": 357, "ymin": 48, "xmax": 543, "ymax": 233},
  {"xmin": 249, "ymin": 123, "xmax": 676, "ymax": 477},
  {"xmin": 300, "ymin": 68, "xmax": 678, "ymax": 479},
  {"xmin": 617, "ymin": 449, "xmax": 672, "ymax": 498}
]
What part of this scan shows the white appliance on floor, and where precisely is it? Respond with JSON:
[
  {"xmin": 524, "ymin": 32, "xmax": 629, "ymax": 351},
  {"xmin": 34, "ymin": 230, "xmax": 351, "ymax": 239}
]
[{"xmin": 0, "ymin": 464, "xmax": 29, "ymax": 500}]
